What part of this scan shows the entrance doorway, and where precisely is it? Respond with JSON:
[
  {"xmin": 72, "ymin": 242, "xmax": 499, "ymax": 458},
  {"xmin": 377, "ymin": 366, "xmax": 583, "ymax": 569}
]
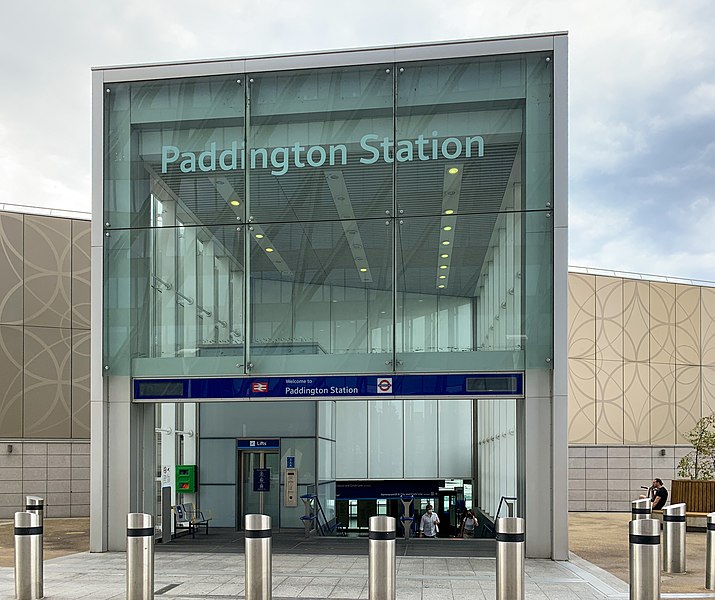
[{"xmin": 237, "ymin": 450, "xmax": 280, "ymax": 529}]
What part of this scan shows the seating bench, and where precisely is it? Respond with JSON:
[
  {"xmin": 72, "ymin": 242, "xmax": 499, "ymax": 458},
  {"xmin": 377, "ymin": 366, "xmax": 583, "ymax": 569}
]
[{"xmin": 174, "ymin": 503, "xmax": 212, "ymax": 538}]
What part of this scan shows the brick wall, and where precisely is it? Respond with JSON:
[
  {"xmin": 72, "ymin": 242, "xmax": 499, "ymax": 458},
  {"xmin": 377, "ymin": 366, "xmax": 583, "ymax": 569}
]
[{"xmin": 0, "ymin": 441, "xmax": 90, "ymax": 518}]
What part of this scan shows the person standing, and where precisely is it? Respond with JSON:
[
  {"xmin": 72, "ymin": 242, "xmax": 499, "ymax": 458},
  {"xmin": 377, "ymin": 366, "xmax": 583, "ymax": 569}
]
[
  {"xmin": 460, "ymin": 509, "xmax": 479, "ymax": 538},
  {"xmin": 420, "ymin": 504, "xmax": 440, "ymax": 538}
]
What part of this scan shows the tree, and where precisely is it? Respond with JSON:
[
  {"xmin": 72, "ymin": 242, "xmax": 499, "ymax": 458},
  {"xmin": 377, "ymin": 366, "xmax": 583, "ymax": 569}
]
[{"xmin": 677, "ymin": 415, "xmax": 715, "ymax": 480}]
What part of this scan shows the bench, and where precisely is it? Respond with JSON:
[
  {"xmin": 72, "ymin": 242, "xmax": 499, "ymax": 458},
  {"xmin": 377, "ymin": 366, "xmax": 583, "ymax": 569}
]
[
  {"xmin": 651, "ymin": 509, "xmax": 709, "ymax": 531},
  {"xmin": 174, "ymin": 503, "xmax": 212, "ymax": 538}
]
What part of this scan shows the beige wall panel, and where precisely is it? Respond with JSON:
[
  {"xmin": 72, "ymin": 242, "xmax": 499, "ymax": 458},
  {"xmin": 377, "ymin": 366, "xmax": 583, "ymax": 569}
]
[
  {"xmin": 71, "ymin": 221, "xmax": 91, "ymax": 329},
  {"xmin": 623, "ymin": 280, "xmax": 649, "ymax": 362},
  {"xmin": 650, "ymin": 282, "xmax": 676, "ymax": 365},
  {"xmin": 675, "ymin": 365, "xmax": 701, "ymax": 443},
  {"xmin": 703, "ymin": 366, "xmax": 715, "ymax": 417},
  {"xmin": 568, "ymin": 358, "xmax": 596, "ymax": 443},
  {"xmin": 702, "ymin": 288, "xmax": 715, "ymax": 367},
  {"xmin": 24, "ymin": 216, "xmax": 72, "ymax": 328},
  {"xmin": 0, "ymin": 213, "xmax": 24, "ymax": 325},
  {"xmin": 0, "ymin": 325, "xmax": 23, "ymax": 437},
  {"xmin": 23, "ymin": 327, "xmax": 71, "ymax": 438},
  {"xmin": 568, "ymin": 274, "xmax": 595, "ymax": 359},
  {"xmin": 72, "ymin": 331, "xmax": 90, "ymax": 438},
  {"xmin": 595, "ymin": 276, "xmax": 623, "ymax": 361},
  {"xmin": 650, "ymin": 362, "xmax": 676, "ymax": 445},
  {"xmin": 624, "ymin": 361, "xmax": 650, "ymax": 444},
  {"xmin": 675, "ymin": 284, "xmax": 700, "ymax": 366},
  {"xmin": 595, "ymin": 359, "xmax": 624, "ymax": 444}
]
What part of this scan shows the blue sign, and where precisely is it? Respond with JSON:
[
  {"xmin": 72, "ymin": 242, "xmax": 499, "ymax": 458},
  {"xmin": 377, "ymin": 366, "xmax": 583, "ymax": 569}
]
[
  {"xmin": 134, "ymin": 373, "xmax": 523, "ymax": 401},
  {"xmin": 253, "ymin": 468, "xmax": 270, "ymax": 492},
  {"xmin": 287, "ymin": 456, "xmax": 295, "ymax": 468},
  {"xmin": 237, "ymin": 439, "xmax": 280, "ymax": 450}
]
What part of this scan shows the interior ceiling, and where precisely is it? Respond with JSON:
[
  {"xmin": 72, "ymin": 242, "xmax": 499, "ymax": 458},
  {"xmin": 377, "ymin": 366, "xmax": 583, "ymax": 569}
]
[{"xmin": 150, "ymin": 140, "xmax": 519, "ymax": 298}]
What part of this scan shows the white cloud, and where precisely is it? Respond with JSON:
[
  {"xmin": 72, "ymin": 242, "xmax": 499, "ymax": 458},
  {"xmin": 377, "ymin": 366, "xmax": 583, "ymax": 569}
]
[{"xmin": 0, "ymin": 0, "xmax": 713, "ymax": 278}]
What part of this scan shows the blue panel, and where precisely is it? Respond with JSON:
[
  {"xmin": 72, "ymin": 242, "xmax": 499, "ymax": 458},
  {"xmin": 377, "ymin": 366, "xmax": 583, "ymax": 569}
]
[
  {"xmin": 237, "ymin": 438, "xmax": 280, "ymax": 449},
  {"xmin": 134, "ymin": 372, "xmax": 523, "ymax": 400}
]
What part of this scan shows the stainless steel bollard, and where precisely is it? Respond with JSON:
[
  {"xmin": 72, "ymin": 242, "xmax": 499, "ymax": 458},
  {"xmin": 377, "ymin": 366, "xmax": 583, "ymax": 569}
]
[
  {"xmin": 631, "ymin": 498, "xmax": 652, "ymax": 521},
  {"xmin": 245, "ymin": 514, "xmax": 272, "ymax": 600},
  {"xmin": 629, "ymin": 518, "xmax": 660, "ymax": 600},
  {"xmin": 662, "ymin": 502, "xmax": 686, "ymax": 573},
  {"xmin": 706, "ymin": 512, "xmax": 715, "ymax": 590},
  {"xmin": 368, "ymin": 516, "xmax": 396, "ymax": 600},
  {"xmin": 14, "ymin": 511, "xmax": 42, "ymax": 600},
  {"xmin": 25, "ymin": 497, "xmax": 44, "ymax": 530},
  {"xmin": 127, "ymin": 513, "xmax": 154, "ymax": 600},
  {"xmin": 496, "ymin": 517, "xmax": 525, "ymax": 600}
]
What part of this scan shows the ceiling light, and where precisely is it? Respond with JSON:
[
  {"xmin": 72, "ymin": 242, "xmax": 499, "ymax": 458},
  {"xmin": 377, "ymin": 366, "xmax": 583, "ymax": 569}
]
[
  {"xmin": 230, "ymin": 200, "xmax": 240, "ymax": 206},
  {"xmin": 255, "ymin": 234, "xmax": 264, "ymax": 239},
  {"xmin": 444, "ymin": 209, "xmax": 454, "ymax": 215},
  {"xmin": 442, "ymin": 240, "xmax": 450, "ymax": 246},
  {"xmin": 359, "ymin": 268, "xmax": 368, "ymax": 273},
  {"xmin": 440, "ymin": 265, "xmax": 448, "ymax": 269},
  {"xmin": 265, "ymin": 247, "xmax": 274, "ymax": 253},
  {"xmin": 438, "ymin": 284, "xmax": 445, "ymax": 289},
  {"xmin": 441, "ymin": 253, "xmax": 449, "ymax": 258},
  {"xmin": 439, "ymin": 275, "xmax": 446, "ymax": 279},
  {"xmin": 448, "ymin": 167, "xmax": 459, "ymax": 175},
  {"xmin": 443, "ymin": 226, "xmax": 452, "ymax": 231}
]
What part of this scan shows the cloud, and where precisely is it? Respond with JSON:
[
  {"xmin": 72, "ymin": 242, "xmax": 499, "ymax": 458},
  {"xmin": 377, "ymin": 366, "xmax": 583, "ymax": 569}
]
[{"xmin": 0, "ymin": 0, "xmax": 713, "ymax": 280}]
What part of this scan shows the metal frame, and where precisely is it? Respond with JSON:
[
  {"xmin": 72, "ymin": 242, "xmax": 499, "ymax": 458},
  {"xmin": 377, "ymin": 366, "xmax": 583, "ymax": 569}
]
[{"xmin": 91, "ymin": 32, "xmax": 568, "ymax": 557}]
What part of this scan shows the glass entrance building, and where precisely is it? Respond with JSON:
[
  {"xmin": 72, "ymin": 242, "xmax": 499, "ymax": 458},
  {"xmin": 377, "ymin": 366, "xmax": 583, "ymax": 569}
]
[{"xmin": 91, "ymin": 33, "xmax": 568, "ymax": 558}]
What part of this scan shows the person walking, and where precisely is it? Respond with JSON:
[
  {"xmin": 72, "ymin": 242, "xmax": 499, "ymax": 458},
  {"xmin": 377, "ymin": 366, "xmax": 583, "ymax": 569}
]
[
  {"xmin": 419, "ymin": 504, "xmax": 440, "ymax": 538},
  {"xmin": 460, "ymin": 509, "xmax": 479, "ymax": 538}
]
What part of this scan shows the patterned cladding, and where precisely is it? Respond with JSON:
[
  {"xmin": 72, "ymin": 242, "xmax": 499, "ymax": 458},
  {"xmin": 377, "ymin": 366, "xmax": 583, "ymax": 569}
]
[
  {"xmin": 0, "ymin": 212, "xmax": 90, "ymax": 439},
  {"xmin": 568, "ymin": 272, "xmax": 715, "ymax": 445}
]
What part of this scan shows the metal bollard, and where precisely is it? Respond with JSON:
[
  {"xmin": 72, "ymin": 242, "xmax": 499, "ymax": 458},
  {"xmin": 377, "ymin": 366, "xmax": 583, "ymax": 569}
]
[
  {"xmin": 245, "ymin": 514, "xmax": 272, "ymax": 600},
  {"xmin": 706, "ymin": 512, "xmax": 715, "ymax": 590},
  {"xmin": 629, "ymin": 518, "xmax": 660, "ymax": 600},
  {"xmin": 631, "ymin": 498, "xmax": 651, "ymax": 521},
  {"xmin": 496, "ymin": 517, "xmax": 525, "ymax": 600},
  {"xmin": 662, "ymin": 503, "xmax": 686, "ymax": 573},
  {"xmin": 25, "ymin": 497, "xmax": 44, "ymax": 530},
  {"xmin": 14, "ymin": 511, "xmax": 42, "ymax": 600},
  {"xmin": 368, "ymin": 516, "xmax": 396, "ymax": 600},
  {"xmin": 127, "ymin": 513, "xmax": 154, "ymax": 600}
]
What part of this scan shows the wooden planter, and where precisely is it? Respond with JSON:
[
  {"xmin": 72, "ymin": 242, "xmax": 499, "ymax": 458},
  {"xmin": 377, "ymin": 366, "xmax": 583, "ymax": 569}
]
[{"xmin": 671, "ymin": 479, "xmax": 715, "ymax": 513}]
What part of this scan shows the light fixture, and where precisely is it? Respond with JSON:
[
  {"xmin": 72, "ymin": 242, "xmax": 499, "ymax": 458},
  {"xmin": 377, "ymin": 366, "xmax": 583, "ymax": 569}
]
[
  {"xmin": 265, "ymin": 247, "xmax": 274, "ymax": 253},
  {"xmin": 255, "ymin": 234, "xmax": 264, "ymax": 239},
  {"xmin": 441, "ymin": 253, "xmax": 449, "ymax": 258},
  {"xmin": 438, "ymin": 284, "xmax": 445, "ymax": 289},
  {"xmin": 444, "ymin": 209, "xmax": 454, "ymax": 215},
  {"xmin": 359, "ymin": 267, "xmax": 368, "ymax": 273},
  {"xmin": 448, "ymin": 167, "xmax": 459, "ymax": 175},
  {"xmin": 442, "ymin": 240, "xmax": 450, "ymax": 246},
  {"xmin": 443, "ymin": 226, "xmax": 452, "ymax": 231},
  {"xmin": 439, "ymin": 275, "xmax": 446, "ymax": 279},
  {"xmin": 230, "ymin": 200, "xmax": 240, "ymax": 206},
  {"xmin": 440, "ymin": 265, "xmax": 448, "ymax": 269}
]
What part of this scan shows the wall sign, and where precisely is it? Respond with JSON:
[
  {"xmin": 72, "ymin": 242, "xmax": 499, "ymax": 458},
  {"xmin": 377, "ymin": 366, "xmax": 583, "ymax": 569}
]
[{"xmin": 134, "ymin": 373, "xmax": 523, "ymax": 401}]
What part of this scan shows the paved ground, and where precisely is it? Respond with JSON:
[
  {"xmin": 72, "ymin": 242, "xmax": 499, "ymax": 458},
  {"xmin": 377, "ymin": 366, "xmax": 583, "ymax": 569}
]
[{"xmin": 0, "ymin": 513, "xmax": 713, "ymax": 598}]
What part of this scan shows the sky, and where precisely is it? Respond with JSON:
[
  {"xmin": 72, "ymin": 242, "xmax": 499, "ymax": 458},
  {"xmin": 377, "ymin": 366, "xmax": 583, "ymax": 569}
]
[{"xmin": 1, "ymin": 0, "xmax": 714, "ymax": 281}]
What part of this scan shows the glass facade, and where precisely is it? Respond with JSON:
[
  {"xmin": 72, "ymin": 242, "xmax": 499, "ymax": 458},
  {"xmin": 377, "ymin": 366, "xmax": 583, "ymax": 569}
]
[{"xmin": 103, "ymin": 52, "xmax": 554, "ymax": 377}]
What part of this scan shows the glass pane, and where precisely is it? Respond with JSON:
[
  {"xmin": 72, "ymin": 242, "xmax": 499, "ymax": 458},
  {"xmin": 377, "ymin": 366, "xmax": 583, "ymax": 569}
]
[
  {"xmin": 199, "ymin": 438, "xmax": 236, "ymax": 484},
  {"xmin": 404, "ymin": 400, "xmax": 438, "ymax": 477},
  {"xmin": 247, "ymin": 65, "xmax": 393, "ymax": 223},
  {"xmin": 438, "ymin": 399, "xmax": 472, "ymax": 477},
  {"xmin": 396, "ymin": 213, "xmax": 524, "ymax": 372},
  {"xmin": 241, "ymin": 452, "xmax": 261, "ymax": 516},
  {"xmin": 369, "ymin": 400, "xmax": 403, "ymax": 478},
  {"xmin": 104, "ymin": 224, "xmax": 245, "ymax": 377},
  {"xmin": 105, "ymin": 77, "xmax": 246, "ymax": 229},
  {"xmin": 336, "ymin": 401, "xmax": 367, "ymax": 479},
  {"xmin": 249, "ymin": 219, "xmax": 393, "ymax": 374}
]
